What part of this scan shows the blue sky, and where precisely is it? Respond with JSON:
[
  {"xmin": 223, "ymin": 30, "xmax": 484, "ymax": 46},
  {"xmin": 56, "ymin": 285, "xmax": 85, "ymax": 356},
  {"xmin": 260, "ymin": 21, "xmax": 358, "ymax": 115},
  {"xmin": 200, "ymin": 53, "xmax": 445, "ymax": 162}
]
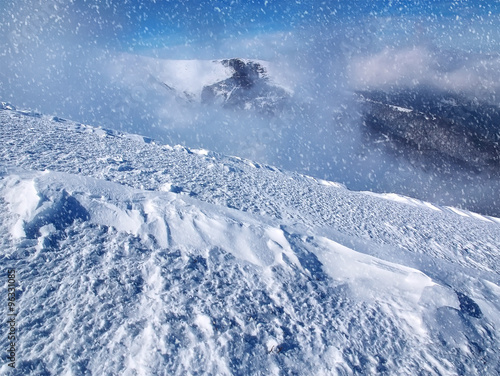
[
  {"xmin": 1, "ymin": 0, "xmax": 497, "ymax": 56},
  {"xmin": 12, "ymin": 0, "xmax": 492, "ymax": 52}
]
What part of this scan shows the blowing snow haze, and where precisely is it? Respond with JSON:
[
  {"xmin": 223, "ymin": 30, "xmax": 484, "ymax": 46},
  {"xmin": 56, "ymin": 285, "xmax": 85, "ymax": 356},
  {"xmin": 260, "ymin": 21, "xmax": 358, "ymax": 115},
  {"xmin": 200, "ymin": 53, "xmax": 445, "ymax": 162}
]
[{"xmin": 1, "ymin": 0, "xmax": 500, "ymax": 215}]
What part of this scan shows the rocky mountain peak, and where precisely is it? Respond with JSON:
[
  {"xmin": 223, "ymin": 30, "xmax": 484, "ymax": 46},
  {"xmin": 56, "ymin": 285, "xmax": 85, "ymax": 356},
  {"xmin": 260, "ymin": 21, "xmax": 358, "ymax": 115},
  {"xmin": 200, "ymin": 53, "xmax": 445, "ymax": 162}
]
[{"xmin": 201, "ymin": 58, "xmax": 289, "ymax": 115}]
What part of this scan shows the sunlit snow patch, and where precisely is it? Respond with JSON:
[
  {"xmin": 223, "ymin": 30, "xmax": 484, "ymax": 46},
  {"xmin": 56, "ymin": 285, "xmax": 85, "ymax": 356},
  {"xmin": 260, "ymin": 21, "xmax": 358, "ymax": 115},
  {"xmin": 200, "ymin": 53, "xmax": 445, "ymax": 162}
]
[{"xmin": 3, "ymin": 176, "xmax": 40, "ymax": 238}]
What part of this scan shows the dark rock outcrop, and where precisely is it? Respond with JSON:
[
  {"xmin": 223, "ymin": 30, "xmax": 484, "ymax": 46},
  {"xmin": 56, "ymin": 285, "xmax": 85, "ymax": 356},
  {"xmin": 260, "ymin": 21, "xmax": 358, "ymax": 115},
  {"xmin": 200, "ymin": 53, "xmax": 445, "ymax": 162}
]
[{"xmin": 201, "ymin": 58, "xmax": 289, "ymax": 115}]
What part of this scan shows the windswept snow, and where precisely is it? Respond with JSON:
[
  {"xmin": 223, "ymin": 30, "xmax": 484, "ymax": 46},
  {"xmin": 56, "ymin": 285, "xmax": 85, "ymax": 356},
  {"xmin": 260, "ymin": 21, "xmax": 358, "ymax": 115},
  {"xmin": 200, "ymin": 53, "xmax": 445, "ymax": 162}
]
[{"xmin": 1, "ymin": 107, "xmax": 499, "ymax": 375}]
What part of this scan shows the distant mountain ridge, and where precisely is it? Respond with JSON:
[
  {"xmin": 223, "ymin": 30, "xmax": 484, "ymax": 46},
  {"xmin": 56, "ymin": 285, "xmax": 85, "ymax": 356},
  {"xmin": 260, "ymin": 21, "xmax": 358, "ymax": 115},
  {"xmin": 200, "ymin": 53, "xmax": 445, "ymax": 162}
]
[
  {"xmin": 357, "ymin": 87, "xmax": 500, "ymax": 170},
  {"xmin": 125, "ymin": 56, "xmax": 292, "ymax": 115}
]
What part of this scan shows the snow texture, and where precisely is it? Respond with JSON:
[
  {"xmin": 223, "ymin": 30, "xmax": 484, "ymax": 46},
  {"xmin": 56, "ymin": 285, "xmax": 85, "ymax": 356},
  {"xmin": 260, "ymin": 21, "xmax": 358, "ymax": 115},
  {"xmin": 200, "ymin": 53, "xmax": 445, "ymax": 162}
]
[{"xmin": 1, "ymin": 107, "xmax": 499, "ymax": 375}]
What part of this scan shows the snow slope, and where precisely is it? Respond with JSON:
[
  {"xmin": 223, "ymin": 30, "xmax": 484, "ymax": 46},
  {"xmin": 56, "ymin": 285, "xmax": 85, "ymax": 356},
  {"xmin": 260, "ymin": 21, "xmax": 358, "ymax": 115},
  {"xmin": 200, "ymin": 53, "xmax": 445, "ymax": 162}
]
[{"xmin": 1, "ymin": 106, "xmax": 499, "ymax": 375}]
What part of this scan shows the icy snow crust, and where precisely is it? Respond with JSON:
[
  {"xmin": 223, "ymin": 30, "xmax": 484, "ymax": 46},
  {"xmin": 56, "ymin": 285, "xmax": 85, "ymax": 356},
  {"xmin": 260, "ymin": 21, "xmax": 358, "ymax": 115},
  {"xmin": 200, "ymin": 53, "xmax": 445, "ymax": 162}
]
[{"xmin": 0, "ymin": 108, "xmax": 499, "ymax": 375}]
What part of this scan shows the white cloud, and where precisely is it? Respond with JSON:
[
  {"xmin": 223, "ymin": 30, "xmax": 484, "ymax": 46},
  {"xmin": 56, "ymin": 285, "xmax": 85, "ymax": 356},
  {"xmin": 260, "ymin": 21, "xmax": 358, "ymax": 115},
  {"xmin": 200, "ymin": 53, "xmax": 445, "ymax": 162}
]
[
  {"xmin": 350, "ymin": 46, "xmax": 436, "ymax": 88},
  {"xmin": 349, "ymin": 44, "xmax": 500, "ymax": 102}
]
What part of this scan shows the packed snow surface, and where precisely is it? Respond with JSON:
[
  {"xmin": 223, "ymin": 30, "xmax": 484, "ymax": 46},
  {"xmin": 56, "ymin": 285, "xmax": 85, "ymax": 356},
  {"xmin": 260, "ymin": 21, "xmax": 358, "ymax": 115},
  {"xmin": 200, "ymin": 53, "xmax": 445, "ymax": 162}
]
[{"xmin": 1, "ymin": 107, "xmax": 499, "ymax": 375}]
